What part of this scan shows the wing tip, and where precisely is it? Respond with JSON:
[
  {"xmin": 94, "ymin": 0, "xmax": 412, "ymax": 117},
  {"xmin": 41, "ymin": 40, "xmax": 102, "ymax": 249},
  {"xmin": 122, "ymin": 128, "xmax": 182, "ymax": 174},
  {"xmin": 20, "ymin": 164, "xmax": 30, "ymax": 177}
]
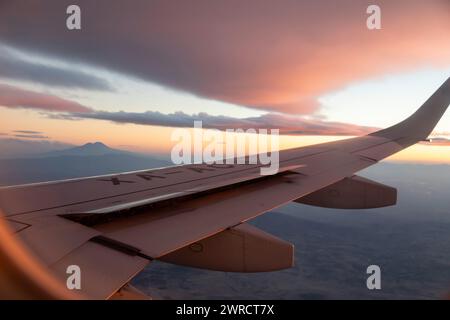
[{"xmin": 370, "ymin": 76, "xmax": 450, "ymax": 145}]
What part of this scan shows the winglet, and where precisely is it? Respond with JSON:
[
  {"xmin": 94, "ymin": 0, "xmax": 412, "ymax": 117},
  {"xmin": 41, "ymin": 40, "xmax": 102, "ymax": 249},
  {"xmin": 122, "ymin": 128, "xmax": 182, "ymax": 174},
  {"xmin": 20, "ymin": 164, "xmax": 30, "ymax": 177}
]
[{"xmin": 371, "ymin": 77, "xmax": 450, "ymax": 146}]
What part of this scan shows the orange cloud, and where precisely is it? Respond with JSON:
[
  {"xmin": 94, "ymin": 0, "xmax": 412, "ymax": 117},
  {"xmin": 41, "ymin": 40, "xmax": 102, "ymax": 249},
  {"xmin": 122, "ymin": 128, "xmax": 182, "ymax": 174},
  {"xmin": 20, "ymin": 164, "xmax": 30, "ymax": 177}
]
[{"xmin": 0, "ymin": 84, "xmax": 91, "ymax": 113}]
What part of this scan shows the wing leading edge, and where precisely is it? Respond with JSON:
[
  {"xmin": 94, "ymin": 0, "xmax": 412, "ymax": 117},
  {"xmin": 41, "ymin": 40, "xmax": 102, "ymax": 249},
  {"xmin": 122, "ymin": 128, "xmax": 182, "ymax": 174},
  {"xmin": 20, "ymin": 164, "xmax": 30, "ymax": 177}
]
[{"xmin": 0, "ymin": 77, "xmax": 449, "ymax": 299}]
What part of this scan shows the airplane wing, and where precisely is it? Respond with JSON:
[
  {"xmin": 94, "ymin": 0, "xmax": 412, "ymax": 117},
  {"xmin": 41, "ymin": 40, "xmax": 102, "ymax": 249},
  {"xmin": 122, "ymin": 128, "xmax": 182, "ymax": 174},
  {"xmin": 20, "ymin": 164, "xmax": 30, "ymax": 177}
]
[{"xmin": 0, "ymin": 77, "xmax": 449, "ymax": 299}]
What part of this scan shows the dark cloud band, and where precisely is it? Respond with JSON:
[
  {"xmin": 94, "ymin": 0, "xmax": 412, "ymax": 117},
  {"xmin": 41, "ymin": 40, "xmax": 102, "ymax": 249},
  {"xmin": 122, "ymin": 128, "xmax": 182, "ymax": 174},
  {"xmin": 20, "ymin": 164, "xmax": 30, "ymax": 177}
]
[
  {"xmin": 13, "ymin": 134, "xmax": 49, "ymax": 139},
  {"xmin": 13, "ymin": 130, "xmax": 44, "ymax": 135},
  {"xmin": 58, "ymin": 110, "xmax": 378, "ymax": 136},
  {"xmin": 0, "ymin": 44, "xmax": 113, "ymax": 91}
]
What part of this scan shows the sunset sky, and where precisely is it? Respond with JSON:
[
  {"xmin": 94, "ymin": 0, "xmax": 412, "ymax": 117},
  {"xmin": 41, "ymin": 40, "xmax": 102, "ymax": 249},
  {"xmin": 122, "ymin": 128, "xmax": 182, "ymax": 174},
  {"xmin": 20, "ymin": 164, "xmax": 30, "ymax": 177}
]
[{"xmin": 0, "ymin": 0, "xmax": 449, "ymax": 163}]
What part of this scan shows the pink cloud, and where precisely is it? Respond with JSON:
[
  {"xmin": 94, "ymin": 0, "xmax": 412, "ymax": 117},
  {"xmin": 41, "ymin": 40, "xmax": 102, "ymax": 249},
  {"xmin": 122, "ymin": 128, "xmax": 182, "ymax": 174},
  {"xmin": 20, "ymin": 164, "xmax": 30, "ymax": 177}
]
[
  {"xmin": 0, "ymin": 84, "xmax": 92, "ymax": 113},
  {"xmin": 0, "ymin": 0, "xmax": 448, "ymax": 114}
]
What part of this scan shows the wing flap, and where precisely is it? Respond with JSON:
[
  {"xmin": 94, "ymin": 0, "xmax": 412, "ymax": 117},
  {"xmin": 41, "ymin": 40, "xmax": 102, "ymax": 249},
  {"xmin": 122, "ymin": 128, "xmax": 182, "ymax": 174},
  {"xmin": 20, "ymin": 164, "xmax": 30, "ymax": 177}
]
[
  {"xmin": 160, "ymin": 223, "xmax": 294, "ymax": 272},
  {"xmin": 294, "ymin": 175, "xmax": 397, "ymax": 209},
  {"xmin": 49, "ymin": 241, "xmax": 149, "ymax": 299},
  {"xmin": 15, "ymin": 216, "xmax": 100, "ymax": 266}
]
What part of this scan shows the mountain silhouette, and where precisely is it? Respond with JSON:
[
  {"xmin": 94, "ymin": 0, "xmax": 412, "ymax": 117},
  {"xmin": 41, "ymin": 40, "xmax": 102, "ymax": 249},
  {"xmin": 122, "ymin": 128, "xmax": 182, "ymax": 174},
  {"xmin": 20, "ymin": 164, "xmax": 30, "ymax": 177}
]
[
  {"xmin": 34, "ymin": 141, "xmax": 128, "ymax": 158},
  {"xmin": 0, "ymin": 142, "xmax": 171, "ymax": 186}
]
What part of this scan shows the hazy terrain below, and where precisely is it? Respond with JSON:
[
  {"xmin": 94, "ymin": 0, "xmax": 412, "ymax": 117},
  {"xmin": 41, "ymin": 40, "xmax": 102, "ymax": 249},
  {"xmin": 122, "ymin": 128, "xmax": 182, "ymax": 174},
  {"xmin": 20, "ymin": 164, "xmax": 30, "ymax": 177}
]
[
  {"xmin": 1, "ymin": 143, "xmax": 449, "ymax": 299},
  {"xmin": 133, "ymin": 210, "xmax": 450, "ymax": 299}
]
